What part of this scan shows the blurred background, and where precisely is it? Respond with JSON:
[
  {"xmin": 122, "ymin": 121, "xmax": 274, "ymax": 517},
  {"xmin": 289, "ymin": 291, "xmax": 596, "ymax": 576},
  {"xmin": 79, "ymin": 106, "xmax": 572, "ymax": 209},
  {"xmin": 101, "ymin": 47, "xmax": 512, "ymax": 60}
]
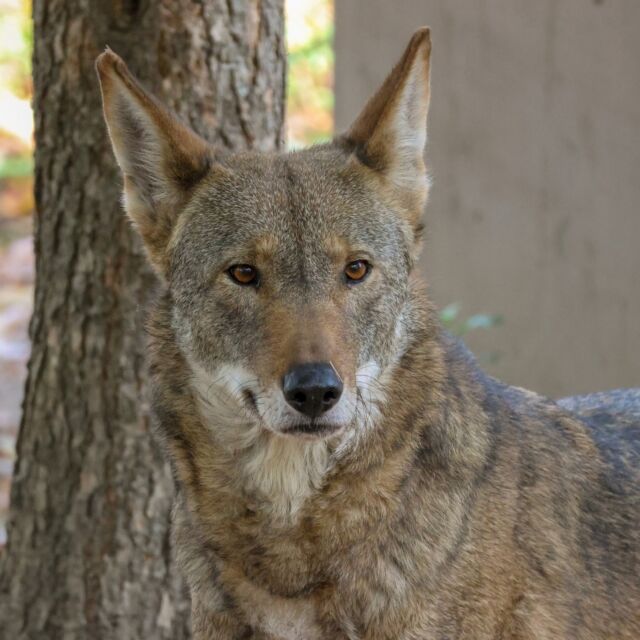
[
  {"xmin": 0, "ymin": 0, "xmax": 638, "ymax": 541},
  {"xmin": 0, "ymin": 0, "xmax": 33, "ymax": 545},
  {"xmin": 335, "ymin": 1, "xmax": 640, "ymax": 402}
]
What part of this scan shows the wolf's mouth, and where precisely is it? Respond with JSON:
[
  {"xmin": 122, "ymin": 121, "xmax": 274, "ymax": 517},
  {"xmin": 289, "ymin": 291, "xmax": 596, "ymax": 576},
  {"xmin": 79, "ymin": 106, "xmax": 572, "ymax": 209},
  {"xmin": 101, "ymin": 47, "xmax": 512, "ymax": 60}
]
[
  {"xmin": 242, "ymin": 388, "xmax": 258, "ymax": 413},
  {"xmin": 281, "ymin": 422, "xmax": 342, "ymax": 437}
]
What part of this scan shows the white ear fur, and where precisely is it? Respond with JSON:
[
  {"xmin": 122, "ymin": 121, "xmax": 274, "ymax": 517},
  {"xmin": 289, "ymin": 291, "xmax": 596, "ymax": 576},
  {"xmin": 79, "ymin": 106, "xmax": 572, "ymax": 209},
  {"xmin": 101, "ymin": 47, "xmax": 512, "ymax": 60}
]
[
  {"xmin": 344, "ymin": 28, "xmax": 431, "ymax": 197},
  {"xmin": 384, "ymin": 50, "xmax": 430, "ymax": 188},
  {"xmin": 106, "ymin": 87, "xmax": 169, "ymax": 204}
]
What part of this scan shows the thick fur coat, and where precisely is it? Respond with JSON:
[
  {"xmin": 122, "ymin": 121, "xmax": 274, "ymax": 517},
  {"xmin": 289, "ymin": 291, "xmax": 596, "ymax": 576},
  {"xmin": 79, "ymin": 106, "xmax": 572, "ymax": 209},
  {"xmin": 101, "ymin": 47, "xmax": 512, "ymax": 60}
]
[{"xmin": 97, "ymin": 29, "xmax": 640, "ymax": 639}]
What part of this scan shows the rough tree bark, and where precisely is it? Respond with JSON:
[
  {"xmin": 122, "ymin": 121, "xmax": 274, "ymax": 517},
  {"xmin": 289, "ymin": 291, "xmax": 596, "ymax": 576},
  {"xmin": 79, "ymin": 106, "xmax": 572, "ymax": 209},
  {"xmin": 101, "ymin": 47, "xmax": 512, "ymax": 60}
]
[{"xmin": 0, "ymin": 1, "xmax": 285, "ymax": 638}]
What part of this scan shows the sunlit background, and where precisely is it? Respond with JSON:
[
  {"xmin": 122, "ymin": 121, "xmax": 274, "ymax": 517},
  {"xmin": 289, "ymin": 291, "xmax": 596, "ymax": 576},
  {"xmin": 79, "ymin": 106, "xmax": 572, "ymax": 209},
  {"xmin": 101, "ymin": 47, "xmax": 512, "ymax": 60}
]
[
  {"xmin": 0, "ymin": 0, "xmax": 33, "ymax": 545},
  {"xmin": 286, "ymin": 0, "xmax": 333, "ymax": 147},
  {"xmin": 0, "ymin": 0, "xmax": 335, "ymax": 543}
]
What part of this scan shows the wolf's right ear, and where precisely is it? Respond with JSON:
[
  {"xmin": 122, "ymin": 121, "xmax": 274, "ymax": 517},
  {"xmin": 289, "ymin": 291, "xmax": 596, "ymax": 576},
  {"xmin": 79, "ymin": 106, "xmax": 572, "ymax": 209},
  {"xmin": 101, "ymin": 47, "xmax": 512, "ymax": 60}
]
[
  {"xmin": 341, "ymin": 28, "xmax": 432, "ymax": 225},
  {"xmin": 96, "ymin": 49, "xmax": 212, "ymax": 274}
]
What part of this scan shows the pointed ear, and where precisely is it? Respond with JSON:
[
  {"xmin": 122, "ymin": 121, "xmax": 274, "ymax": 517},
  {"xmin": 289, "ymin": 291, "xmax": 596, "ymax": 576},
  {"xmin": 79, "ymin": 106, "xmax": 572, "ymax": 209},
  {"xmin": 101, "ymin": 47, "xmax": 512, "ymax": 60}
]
[
  {"xmin": 96, "ymin": 49, "xmax": 212, "ymax": 274},
  {"xmin": 342, "ymin": 28, "xmax": 432, "ymax": 222}
]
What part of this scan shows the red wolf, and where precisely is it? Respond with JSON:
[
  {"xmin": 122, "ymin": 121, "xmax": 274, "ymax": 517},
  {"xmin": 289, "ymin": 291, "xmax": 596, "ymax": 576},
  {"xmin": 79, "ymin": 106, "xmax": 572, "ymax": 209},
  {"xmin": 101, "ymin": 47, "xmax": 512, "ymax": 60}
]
[{"xmin": 97, "ymin": 28, "xmax": 640, "ymax": 639}]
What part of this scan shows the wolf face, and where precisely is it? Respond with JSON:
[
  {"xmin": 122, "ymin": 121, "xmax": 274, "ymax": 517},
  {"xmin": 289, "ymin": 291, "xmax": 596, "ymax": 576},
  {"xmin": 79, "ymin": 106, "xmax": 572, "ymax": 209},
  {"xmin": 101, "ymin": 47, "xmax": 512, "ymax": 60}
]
[
  {"xmin": 97, "ymin": 30, "xmax": 431, "ymax": 446},
  {"xmin": 169, "ymin": 148, "xmax": 416, "ymax": 440}
]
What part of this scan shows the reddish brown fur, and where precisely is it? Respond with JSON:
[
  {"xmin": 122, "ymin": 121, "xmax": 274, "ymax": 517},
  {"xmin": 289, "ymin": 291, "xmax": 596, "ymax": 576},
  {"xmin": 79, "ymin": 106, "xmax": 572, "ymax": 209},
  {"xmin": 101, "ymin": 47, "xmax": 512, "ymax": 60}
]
[{"xmin": 98, "ymin": 30, "xmax": 640, "ymax": 639}]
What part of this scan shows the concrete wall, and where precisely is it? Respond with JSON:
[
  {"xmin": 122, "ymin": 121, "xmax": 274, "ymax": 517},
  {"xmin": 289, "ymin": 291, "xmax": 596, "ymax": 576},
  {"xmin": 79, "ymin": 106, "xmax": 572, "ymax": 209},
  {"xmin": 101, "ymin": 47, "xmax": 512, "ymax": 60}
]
[{"xmin": 335, "ymin": 0, "xmax": 640, "ymax": 397}]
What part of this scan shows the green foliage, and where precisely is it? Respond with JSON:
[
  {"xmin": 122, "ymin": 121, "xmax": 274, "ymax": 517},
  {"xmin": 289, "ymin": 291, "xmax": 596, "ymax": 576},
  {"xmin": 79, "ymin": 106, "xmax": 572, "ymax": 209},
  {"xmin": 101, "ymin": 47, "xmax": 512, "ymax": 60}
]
[
  {"xmin": 0, "ymin": 0, "xmax": 32, "ymax": 99},
  {"xmin": 440, "ymin": 303, "xmax": 503, "ymax": 338},
  {"xmin": 0, "ymin": 154, "xmax": 33, "ymax": 179},
  {"xmin": 286, "ymin": 0, "xmax": 334, "ymax": 147}
]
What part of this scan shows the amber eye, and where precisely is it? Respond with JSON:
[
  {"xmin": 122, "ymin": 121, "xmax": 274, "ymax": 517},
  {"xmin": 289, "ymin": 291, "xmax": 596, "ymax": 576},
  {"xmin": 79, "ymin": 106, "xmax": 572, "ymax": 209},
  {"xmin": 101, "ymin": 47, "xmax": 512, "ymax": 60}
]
[
  {"xmin": 228, "ymin": 264, "xmax": 259, "ymax": 286},
  {"xmin": 344, "ymin": 259, "xmax": 370, "ymax": 283}
]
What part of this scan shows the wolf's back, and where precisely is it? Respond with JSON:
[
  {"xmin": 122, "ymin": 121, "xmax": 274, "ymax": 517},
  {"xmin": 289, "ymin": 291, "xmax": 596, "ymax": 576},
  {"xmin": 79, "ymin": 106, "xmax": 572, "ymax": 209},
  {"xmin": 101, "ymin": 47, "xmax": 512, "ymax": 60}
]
[
  {"xmin": 559, "ymin": 388, "xmax": 640, "ymax": 471},
  {"xmin": 558, "ymin": 388, "xmax": 640, "ymax": 633},
  {"xmin": 560, "ymin": 388, "xmax": 640, "ymax": 421}
]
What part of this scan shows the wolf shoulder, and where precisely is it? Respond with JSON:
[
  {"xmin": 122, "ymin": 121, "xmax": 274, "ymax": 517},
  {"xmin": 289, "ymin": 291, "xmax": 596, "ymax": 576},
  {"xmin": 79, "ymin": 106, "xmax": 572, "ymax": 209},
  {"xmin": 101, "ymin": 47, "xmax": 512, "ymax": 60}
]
[
  {"xmin": 559, "ymin": 388, "xmax": 640, "ymax": 483},
  {"xmin": 559, "ymin": 387, "xmax": 640, "ymax": 427}
]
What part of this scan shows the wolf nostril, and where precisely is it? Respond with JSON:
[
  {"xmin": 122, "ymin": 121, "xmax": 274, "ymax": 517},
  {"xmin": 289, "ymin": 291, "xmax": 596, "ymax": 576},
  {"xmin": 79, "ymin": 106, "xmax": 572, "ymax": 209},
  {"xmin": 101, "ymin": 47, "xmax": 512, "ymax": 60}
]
[
  {"xmin": 282, "ymin": 362, "xmax": 344, "ymax": 419},
  {"xmin": 323, "ymin": 389, "xmax": 338, "ymax": 404}
]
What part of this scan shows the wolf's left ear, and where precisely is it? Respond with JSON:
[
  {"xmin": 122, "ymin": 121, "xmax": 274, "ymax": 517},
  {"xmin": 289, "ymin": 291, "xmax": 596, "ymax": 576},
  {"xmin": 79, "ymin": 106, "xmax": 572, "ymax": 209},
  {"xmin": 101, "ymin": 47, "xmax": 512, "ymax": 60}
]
[
  {"xmin": 342, "ymin": 28, "xmax": 431, "ymax": 224},
  {"xmin": 96, "ymin": 49, "xmax": 212, "ymax": 275}
]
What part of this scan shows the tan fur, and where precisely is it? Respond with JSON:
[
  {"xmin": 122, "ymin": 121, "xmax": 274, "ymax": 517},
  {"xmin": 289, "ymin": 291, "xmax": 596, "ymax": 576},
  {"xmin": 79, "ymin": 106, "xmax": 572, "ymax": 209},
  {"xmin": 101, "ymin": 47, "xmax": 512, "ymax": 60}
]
[
  {"xmin": 96, "ymin": 48, "xmax": 212, "ymax": 274},
  {"xmin": 98, "ymin": 29, "xmax": 640, "ymax": 639}
]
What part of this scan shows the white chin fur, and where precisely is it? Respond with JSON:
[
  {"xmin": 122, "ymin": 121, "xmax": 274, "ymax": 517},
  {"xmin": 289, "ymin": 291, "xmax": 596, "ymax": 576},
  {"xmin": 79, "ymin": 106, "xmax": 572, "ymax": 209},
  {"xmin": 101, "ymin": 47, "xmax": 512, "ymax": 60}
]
[
  {"xmin": 188, "ymin": 357, "xmax": 387, "ymax": 441},
  {"xmin": 187, "ymin": 357, "xmax": 387, "ymax": 518}
]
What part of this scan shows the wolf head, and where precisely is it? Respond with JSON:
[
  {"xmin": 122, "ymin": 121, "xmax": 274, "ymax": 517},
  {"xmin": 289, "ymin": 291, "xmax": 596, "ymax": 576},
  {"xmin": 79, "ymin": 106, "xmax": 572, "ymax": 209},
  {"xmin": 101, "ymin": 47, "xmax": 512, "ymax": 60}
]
[{"xmin": 97, "ymin": 29, "xmax": 431, "ymax": 443}]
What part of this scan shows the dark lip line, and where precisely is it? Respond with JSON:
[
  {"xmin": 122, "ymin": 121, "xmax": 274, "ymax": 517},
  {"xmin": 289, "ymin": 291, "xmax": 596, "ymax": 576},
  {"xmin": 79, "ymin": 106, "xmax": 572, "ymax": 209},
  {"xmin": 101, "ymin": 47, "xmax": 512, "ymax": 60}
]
[
  {"xmin": 241, "ymin": 389, "xmax": 342, "ymax": 436},
  {"xmin": 282, "ymin": 422, "xmax": 341, "ymax": 435},
  {"xmin": 242, "ymin": 388, "xmax": 259, "ymax": 413}
]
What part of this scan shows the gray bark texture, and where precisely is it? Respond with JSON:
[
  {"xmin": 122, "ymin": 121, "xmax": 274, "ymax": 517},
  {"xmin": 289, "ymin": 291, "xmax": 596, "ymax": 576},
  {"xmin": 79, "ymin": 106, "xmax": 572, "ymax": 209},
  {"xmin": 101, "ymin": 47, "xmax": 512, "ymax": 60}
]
[{"xmin": 0, "ymin": 1, "xmax": 285, "ymax": 638}]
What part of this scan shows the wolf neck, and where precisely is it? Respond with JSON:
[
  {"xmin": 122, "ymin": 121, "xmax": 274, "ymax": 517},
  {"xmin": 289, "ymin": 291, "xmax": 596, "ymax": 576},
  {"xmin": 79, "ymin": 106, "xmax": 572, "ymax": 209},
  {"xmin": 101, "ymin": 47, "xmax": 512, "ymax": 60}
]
[
  {"xmin": 238, "ymin": 431, "xmax": 332, "ymax": 519},
  {"xmin": 330, "ymin": 301, "xmax": 494, "ymax": 499}
]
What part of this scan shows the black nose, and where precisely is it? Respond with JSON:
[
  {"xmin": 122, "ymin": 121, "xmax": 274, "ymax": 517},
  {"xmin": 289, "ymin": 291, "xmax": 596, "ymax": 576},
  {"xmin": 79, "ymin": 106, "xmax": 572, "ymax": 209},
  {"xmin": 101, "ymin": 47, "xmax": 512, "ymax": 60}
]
[{"xmin": 282, "ymin": 362, "xmax": 343, "ymax": 418}]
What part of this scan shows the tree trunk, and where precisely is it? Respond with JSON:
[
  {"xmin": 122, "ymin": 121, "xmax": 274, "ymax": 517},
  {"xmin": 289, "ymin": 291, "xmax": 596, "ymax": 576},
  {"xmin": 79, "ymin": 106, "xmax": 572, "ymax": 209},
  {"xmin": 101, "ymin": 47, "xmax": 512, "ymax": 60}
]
[{"xmin": 0, "ymin": 2, "xmax": 285, "ymax": 638}]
